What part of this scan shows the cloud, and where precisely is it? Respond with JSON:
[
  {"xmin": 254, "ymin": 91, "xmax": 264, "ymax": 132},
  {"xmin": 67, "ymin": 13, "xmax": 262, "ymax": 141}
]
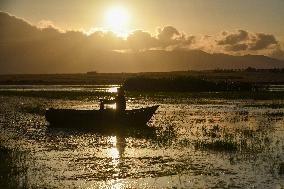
[
  {"xmin": 157, "ymin": 26, "xmax": 180, "ymax": 41},
  {"xmin": 270, "ymin": 44, "xmax": 284, "ymax": 60},
  {"xmin": 216, "ymin": 30, "xmax": 280, "ymax": 54},
  {"xmin": 126, "ymin": 26, "xmax": 195, "ymax": 51},
  {"xmin": 217, "ymin": 30, "xmax": 249, "ymax": 45},
  {"xmin": 249, "ymin": 33, "xmax": 278, "ymax": 50},
  {"xmin": 0, "ymin": 12, "xmax": 283, "ymax": 74},
  {"xmin": 216, "ymin": 30, "xmax": 250, "ymax": 52},
  {"xmin": 124, "ymin": 28, "xmax": 277, "ymax": 54},
  {"xmin": 127, "ymin": 30, "xmax": 158, "ymax": 50},
  {"xmin": 88, "ymin": 31, "xmax": 126, "ymax": 50},
  {"xmin": 1, "ymin": 11, "xmax": 284, "ymax": 74},
  {"xmin": 0, "ymin": 12, "xmax": 197, "ymax": 52},
  {"xmin": 0, "ymin": 11, "xmax": 40, "ymax": 41},
  {"xmin": 156, "ymin": 26, "xmax": 194, "ymax": 48},
  {"xmin": 37, "ymin": 20, "xmax": 56, "ymax": 29}
]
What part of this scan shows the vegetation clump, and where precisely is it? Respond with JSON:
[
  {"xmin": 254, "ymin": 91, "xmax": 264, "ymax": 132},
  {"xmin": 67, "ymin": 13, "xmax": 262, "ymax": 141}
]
[
  {"xmin": 124, "ymin": 76, "xmax": 255, "ymax": 92},
  {"xmin": 194, "ymin": 140, "xmax": 238, "ymax": 152},
  {"xmin": 0, "ymin": 145, "xmax": 28, "ymax": 188},
  {"xmin": 279, "ymin": 163, "xmax": 284, "ymax": 175},
  {"xmin": 20, "ymin": 105, "xmax": 46, "ymax": 115}
]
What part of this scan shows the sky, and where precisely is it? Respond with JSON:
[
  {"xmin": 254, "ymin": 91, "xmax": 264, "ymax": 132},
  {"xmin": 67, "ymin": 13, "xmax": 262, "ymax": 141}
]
[
  {"xmin": 1, "ymin": 0, "xmax": 284, "ymax": 37},
  {"xmin": 1, "ymin": 0, "xmax": 284, "ymax": 73}
]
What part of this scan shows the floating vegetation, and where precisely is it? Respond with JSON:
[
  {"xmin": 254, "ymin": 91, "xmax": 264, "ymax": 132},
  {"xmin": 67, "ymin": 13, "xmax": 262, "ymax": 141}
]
[
  {"xmin": 124, "ymin": 76, "xmax": 255, "ymax": 92},
  {"xmin": 194, "ymin": 139, "xmax": 238, "ymax": 152},
  {"xmin": 0, "ymin": 145, "xmax": 28, "ymax": 189},
  {"xmin": 202, "ymin": 124, "xmax": 222, "ymax": 138},
  {"xmin": 193, "ymin": 121, "xmax": 278, "ymax": 153},
  {"xmin": 155, "ymin": 125, "xmax": 177, "ymax": 146},
  {"xmin": 20, "ymin": 104, "xmax": 46, "ymax": 115},
  {"xmin": 265, "ymin": 112, "xmax": 284, "ymax": 117},
  {"xmin": 279, "ymin": 163, "xmax": 284, "ymax": 175},
  {"xmin": 243, "ymin": 104, "xmax": 284, "ymax": 109}
]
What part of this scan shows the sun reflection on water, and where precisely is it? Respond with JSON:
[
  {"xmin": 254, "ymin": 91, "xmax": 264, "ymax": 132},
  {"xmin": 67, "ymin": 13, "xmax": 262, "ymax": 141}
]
[
  {"xmin": 110, "ymin": 147, "xmax": 119, "ymax": 159},
  {"xmin": 108, "ymin": 136, "xmax": 120, "ymax": 159},
  {"xmin": 107, "ymin": 104, "xmax": 117, "ymax": 109},
  {"xmin": 108, "ymin": 87, "xmax": 118, "ymax": 93},
  {"xmin": 108, "ymin": 136, "xmax": 120, "ymax": 179}
]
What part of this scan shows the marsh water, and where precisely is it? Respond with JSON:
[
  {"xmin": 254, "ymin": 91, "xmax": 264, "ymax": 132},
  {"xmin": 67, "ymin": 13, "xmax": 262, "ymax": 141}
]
[{"xmin": 0, "ymin": 85, "xmax": 284, "ymax": 188}]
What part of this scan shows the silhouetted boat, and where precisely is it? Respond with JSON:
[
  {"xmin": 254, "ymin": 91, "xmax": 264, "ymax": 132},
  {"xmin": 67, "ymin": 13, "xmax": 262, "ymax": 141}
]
[{"xmin": 45, "ymin": 105, "xmax": 159, "ymax": 130}]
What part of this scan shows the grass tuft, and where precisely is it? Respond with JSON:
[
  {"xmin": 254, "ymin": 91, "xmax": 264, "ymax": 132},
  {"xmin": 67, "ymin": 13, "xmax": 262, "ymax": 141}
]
[
  {"xmin": 194, "ymin": 140, "xmax": 238, "ymax": 152},
  {"xmin": 279, "ymin": 163, "xmax": 284, "ymax": 175}
]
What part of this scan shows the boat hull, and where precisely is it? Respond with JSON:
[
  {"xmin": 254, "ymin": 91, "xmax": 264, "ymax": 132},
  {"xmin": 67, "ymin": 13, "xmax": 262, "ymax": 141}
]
[{"xmin": 45, "ymin": 105, "xmax": 159, "ymax": 130}]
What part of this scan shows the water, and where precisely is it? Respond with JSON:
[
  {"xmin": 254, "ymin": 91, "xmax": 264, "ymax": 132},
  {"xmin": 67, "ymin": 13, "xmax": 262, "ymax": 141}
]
[
  {"xmin": 267, "ymin": 85, "xmax": 284, "ymax": 92},
  {"xmin": 0, "ymin": 84, "xmax": 120, "ymax": 92},
  {"xmin": 0, "ymin": 86, "xmax": 284, "ymax": 188}
]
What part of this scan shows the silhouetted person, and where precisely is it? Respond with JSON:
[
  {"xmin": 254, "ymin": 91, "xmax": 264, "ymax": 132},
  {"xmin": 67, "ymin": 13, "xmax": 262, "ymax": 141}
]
[
  {"xmin": 115, "ymin": 87, "xmax": 126, "ymax": 111},
  {"xmin": 100, "ymin": 87, "xmax": 126, "ymax": 111},
  {"xmin": 99, "ymin": 99, "xmax": 105, "ymax": 110}
]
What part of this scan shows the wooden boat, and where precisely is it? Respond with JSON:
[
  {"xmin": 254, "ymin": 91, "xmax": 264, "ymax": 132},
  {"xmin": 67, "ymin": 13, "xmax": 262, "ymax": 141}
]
[{"xmin": 45, "ymin": 105, "xmax": 159, "ymax": 130}]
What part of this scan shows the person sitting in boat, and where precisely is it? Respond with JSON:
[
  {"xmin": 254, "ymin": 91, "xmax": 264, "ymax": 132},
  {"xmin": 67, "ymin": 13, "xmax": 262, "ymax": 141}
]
[
  {"xmin": 115, "ymin": 87, "xmax": 126, "ymax": 111},
  {"xmin": 100, "ymin": 87, "xmax": 126, "ymax": 111}
]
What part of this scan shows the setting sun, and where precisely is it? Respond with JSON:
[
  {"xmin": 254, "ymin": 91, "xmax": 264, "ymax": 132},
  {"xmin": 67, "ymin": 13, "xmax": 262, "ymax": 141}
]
[{"xmin": 104, "ymin": 6, "xmax": 130, "ymax": 37}]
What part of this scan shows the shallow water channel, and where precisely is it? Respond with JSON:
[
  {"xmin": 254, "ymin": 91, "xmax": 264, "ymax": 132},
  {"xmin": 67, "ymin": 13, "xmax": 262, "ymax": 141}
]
[{"xmin": 0, "ymin": 86, "xmax": 283, "ymax": 188}]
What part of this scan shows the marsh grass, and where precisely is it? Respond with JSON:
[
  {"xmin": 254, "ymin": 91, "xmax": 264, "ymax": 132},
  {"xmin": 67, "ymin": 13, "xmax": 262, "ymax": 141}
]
[
  {"xmin": 0, "ymin": 145, "xmax": 28, "ymax": 189},
  {"xmin": 155, "ymin": 125, "xmax": 177, "ymax": 146},
  {"xmin": 129, "ymin": 91, "xmax": 284, "ymax": 100},
  {"xmin": 193, "ymin": 122, "xmax": 279, "ymax": 153},
  {"xmin": 243, "ymin": 104, "xmax": 284, "ymax": 109},
  {"xmin": 279, "ymin": 163, "xmax": 284, "ymax": 175},
  {"xmin": 20, "ymin": 104, "xmax": 46, "ymax": 115},
  {"xmin": 194, "ymin": 140, "xmax": 238, "ymax": 152},
  {"xmin": 124, "ymin": 76, "xmax": 255, "ymax": 92},
  {"xmin": 265, "ymin": 112, "xmax": 284, "ymax": 117}
]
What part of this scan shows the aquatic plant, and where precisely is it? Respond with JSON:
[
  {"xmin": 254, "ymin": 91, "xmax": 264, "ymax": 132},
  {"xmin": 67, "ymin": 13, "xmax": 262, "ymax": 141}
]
[
  {"xmin": 155, "ymin": 126, "xmax": 175, "ymax": 146},
  {"xmin": 194, "ymin": 139, "xmax": 238, "ymax": 152},
  {"xmin": 20, "ymin": 104, "xmax": 46, "ymax": 115},
  {"xmin": 243, "ymin": 103, "xmax": 284, "ymax": 109},
  {"xmin": 194, "ymin": 122, "xmax": 277, "ymax": 153},
  {"xmin": 0, "ymin": 145, "xmax": 28, "ymax": 189},
  {"xmin": 124, "ymin": 76, "xmax": 256, "ymax": 92},
  {"xmin": 279, "ymin": 163, "xmax": 284, "ymax": 175}
]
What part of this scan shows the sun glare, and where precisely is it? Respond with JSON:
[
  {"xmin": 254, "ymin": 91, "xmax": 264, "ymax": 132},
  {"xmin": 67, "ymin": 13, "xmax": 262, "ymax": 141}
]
[
  {"xmin": 107, "ymin": 86, "xmax": 118, "ymax": 93},
  {"xmin": 105, "ymin": 6, "xmax": 130, "ymax": 37}
]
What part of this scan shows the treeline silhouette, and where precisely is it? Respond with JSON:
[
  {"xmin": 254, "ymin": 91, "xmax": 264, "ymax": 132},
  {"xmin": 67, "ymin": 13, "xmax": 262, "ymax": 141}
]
[
  {"xmin": 124, "ymin": 76, "xmax": 256, "ymax": 92},
  {"xmin": 213, "ymin": 67, "xmax": 284, "ymax": 73}
]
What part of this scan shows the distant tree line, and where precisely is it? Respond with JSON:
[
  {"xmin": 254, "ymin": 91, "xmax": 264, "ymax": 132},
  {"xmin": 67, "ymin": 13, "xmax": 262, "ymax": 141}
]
[
  {"xmin": 213, "ymin": 67, "xmax": 284, "ymax": 73},
  {"xmin": 124, "ymin": 76, "xmax": 256, "ymax": 92}
]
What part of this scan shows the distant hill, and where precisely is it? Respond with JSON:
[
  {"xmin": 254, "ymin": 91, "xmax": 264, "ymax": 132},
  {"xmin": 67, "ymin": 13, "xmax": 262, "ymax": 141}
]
[{"xmin": 1, "ymin": 12, "xmax": 284, "ymax": 74}]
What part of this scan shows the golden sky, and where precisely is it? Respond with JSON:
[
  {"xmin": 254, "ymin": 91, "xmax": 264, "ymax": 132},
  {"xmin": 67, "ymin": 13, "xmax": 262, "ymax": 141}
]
[
  {"xmin": 1, "ymin": 0, "xmax": 284, "ymax": 37},
  {"xmin": 1, "ymin": 0, "xmax": 284, "ymax": 73}
]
